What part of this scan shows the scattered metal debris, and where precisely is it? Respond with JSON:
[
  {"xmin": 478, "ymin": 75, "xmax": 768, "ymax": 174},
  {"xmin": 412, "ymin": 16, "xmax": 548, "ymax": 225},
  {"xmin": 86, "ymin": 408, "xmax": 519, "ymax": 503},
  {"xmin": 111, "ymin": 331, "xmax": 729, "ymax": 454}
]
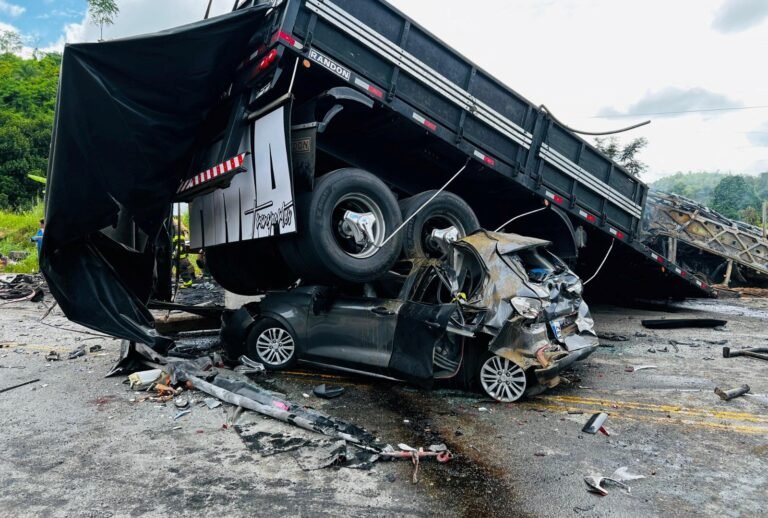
[
  {"xmin": 46, "ymin": 351, "xmax": 60, "ymax": 362},
  {"xmin": 68, "ymin": 345, "xmax": 86, "ymax": 360},
  {"xmin": 0, "ymin": 378, "xmax": 40, "ymax": 394},
  {"xmin": 173, "ymin": 409, "xmax": 192, "ymax": 420},
  {"xmin": 715, "ymin": 385, "xmax": 750, "ymax": 401},
  {"xmin": 582, "ymin": 413, "xmax": 609, "ymax": 435},
  {"xmin": 313, "ymin": 384, "xmax": 345, "ymax": 399},
  {"xmin": 723, "ymin": 346, "xmax": 768, "ymax": 362},
  {"xmin": 203, "ymin": 397, "xmax": 222, "ymax": 409},
  {"xmin": 174, "ymin": 396, "xmax": 190, "ymax": 409},
  {"xmin": 585, "ymin": 466, "xmax": 645, "ymax": 495},
  {"xmin": 89, "ymin": 344, "xmax": 103, "ymax": 353},
  {"xmin": 625, "ymin": 365, "xmax": 658, "ymax": 373},
  {"xmin": 641, "ymin": 319, "xmax": 727, "ymax": 330},
  {"xmin": 233, "ymin": 355, "xmax": 266, "ymax": 375}
]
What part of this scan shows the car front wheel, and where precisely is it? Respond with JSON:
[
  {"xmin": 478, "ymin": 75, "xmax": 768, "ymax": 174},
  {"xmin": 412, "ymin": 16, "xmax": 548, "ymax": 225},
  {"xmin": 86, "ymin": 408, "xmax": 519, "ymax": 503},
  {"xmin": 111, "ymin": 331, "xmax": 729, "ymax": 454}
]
[
  {"xmin": 246, "ymin": 318, "xmax": 297, "ymax": 370},
  {"xmin": 478, "ymin": 353, "xmax": 527, "ymax": 403}
]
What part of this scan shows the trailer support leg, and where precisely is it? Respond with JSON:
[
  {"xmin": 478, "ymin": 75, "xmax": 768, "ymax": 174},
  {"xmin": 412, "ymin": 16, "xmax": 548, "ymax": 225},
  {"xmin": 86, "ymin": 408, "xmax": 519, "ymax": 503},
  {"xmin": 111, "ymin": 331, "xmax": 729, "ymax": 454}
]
[
  {"xmin": 723, "ymin": 260, "xmax": 734, "ymax": 287},
  {"xmin": 668, "ymin": 237, "xmax": 678, "ymax": 263}
]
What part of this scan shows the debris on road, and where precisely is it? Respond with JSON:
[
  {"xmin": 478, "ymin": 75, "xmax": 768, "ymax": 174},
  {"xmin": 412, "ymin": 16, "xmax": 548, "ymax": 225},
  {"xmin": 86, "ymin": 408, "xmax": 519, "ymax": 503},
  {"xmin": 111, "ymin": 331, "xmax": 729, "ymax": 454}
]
[
  {"xmin": 313, "ymin": 384, "xmax": 345, "ymax": 399},
  {"xmin": 0, "ymin": 274, "xmax": 44, "ymax": 304},
  {"xmin": 0, "ymin": 378, "xmax": 40, "ymax": 394},
  {"xmin": 715, "ymin": 385, "xmax": 751, "ymax": 401},
  {"xmin": 68, "ymin": 345, "xmax": 86, "ymax": 360},
  {"xmin": 128, "ymin": 369, "xmax": 164, "ymax": 390},
  {"xmin": 173, "ymin": 409, "xmax": 192, "ymax": 420},
  {"xmin": 46, "ymin": 351, "xmax": 60, "ymax": 361},
  {"xmin": 723, "ymin": 346, "xmax": 768, "ymax": 362},
  {"xmin": 641, "ymin": 318, "xmax": 727, "ymax": 329},
  {"xmin": 203, "ymin": 397, "xmax": 222, "ymax": 409},
  {"xmin": 582, "ymin": 412, "xmax": 609, "ymax": 435},
  {"xmin": 597, "ymin": 333, "xmax": 629, "ymax": 341},
  {"xmin": 233, "ymin": 355, "xmax": 266, "ymax": 375},
  {"xmin": 625, "ymin": 365, "xmax": 658, "ymax": 373},
  {"xmin": 585, "ymin": 466, "xmax": 645, "ymax": 496}
]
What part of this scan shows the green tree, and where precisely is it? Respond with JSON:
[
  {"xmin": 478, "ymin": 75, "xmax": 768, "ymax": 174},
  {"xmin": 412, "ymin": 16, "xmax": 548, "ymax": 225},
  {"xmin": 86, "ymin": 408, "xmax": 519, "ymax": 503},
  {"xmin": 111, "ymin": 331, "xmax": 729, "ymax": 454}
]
[
  {"xmin": 88, "ymin": 0, "xmax": 120, "ymax": 41},
  {"xmin": 710, "ymin": 175, "xmax": 761, "ymax": 220},
  {"xmin": 0, "ymin": 29, "xmax": 22, "ymax": 54},
  {"xmin": 0, "ymin": 53, "xmax": 60, "ymax": 209},
  {"xmin": 594, "ymin": 136, "xmax": 648, "ymax": 178}
]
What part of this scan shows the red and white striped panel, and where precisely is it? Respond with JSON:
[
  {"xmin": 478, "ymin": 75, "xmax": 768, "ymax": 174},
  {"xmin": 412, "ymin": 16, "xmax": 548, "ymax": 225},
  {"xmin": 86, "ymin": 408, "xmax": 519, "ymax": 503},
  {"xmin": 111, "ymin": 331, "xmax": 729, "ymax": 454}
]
[{"xmin": 178, "ymin": 153, "xmax": 246, "ymax": 193}]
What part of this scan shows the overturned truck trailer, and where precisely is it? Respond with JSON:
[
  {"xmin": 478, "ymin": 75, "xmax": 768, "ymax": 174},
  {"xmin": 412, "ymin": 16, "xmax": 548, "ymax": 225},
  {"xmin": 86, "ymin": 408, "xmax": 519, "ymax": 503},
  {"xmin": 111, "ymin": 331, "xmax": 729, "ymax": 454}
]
[{"xmin": 42, "ymin": 0, "xmax": 714, "ymax": 348}]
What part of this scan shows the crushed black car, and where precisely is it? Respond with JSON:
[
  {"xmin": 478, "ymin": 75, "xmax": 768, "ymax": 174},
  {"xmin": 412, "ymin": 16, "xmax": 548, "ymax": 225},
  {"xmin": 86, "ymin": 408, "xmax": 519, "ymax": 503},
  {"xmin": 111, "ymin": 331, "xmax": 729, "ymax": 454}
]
[{"xmin": 221, "ymin": 231, "xmax": 598, "ymax": 402}]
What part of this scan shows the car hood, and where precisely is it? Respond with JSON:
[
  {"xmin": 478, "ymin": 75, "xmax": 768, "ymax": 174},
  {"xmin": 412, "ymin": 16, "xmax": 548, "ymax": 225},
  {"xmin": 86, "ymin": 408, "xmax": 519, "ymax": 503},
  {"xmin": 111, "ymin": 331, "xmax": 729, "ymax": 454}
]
[{"xmin": 449, "ymin": 230, "xmax": 596, "ymax": 346}]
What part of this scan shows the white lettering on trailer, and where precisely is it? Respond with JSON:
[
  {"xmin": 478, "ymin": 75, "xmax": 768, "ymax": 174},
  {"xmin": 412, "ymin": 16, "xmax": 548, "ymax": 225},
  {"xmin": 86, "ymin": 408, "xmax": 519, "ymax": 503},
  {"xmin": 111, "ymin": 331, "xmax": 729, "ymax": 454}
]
[{"xmin": 309, "ymin": 49, "xmax": 351, "ymax": 81}]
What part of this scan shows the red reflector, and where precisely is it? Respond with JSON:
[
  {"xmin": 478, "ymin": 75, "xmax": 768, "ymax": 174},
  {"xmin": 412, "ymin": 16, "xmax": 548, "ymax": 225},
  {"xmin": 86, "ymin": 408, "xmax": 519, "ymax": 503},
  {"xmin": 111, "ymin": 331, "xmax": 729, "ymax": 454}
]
[
  {"xmin": 616, "ymin": 231, "xmax": 625, "ymax": 240},
  {"xmin": 701, "ymin": 283, "xmax": 708, "ymax": 289},
  {"xmin": 552, "ymin": 194, "xmax": 564, "ymax": 205},
  {"xmin": 681, "ymin": 271, "xmax": 687, "ymax": 278},
  {"xmin": 423, "ymin": 119, "xmax": 437, "ymax": 131},
  {"xmin": 274, "ymin": 30, "xmax": 295, "ymax": 46},
  {"xmin": 368, "ymin": 85, "xmax": 384, "ymax": 98},
  {"xmin": 257, "ymin": 49, "xmax": 278, "ymax": 71},
  {"xmin": 586, "ymin": 214, "xmax": 597, "ymax": 223},
  {"xmin": 656, "ymin": 255, "xmax": 665, "ymax": 263},
  {"xmin": 484, "ymin": 156, "xmax": 496, "ymax": 166}
]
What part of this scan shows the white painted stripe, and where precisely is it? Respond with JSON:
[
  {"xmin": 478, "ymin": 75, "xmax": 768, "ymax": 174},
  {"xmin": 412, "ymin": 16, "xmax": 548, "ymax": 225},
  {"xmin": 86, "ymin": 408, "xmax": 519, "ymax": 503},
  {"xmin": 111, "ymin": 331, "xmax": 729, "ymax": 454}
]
[
  {"xmin": 307, "ymin": 0, "xmax": 533, "ymax": 149},
  {"xmin": 540, "ymin": 145, "xmax": 643, "ymax": 218}
]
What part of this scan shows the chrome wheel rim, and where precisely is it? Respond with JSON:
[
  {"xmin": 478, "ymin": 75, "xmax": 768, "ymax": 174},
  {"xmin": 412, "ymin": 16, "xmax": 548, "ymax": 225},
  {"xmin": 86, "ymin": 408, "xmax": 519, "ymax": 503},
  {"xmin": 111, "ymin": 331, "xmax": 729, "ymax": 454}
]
[
  {"xmin": 333, "ymin": 193, "xmax": 386, "ymax": 259},
  {"xmin": 255, "ymin": 327, "xmax": 295, "ymax": 366},
  {"xmin": 480, "ymin": 356, "xmax": 526, "ymax": 402},
  {"xmin": 422, "ymin": 214, "xmax": 464, "ymax": 258}
]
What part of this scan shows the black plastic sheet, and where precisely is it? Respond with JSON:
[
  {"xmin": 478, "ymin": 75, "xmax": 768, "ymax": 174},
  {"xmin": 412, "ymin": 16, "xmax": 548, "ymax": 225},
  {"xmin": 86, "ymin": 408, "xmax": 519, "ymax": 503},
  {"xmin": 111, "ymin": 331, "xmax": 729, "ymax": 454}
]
[{"xmin": 41, "ymin": 7, "xmax": 272, "ymax": 348}]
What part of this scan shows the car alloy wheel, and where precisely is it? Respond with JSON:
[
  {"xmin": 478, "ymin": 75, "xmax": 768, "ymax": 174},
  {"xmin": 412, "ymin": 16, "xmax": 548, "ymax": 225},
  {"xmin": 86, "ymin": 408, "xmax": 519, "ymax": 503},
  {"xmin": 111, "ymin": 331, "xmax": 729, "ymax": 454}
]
[
  {"xmin": 480, "ymin": 355, "xmax": 527, "ymax": 402},
  {"xmin": 255, "ymin": 327, "xmax": 295, "ymax": 367}
]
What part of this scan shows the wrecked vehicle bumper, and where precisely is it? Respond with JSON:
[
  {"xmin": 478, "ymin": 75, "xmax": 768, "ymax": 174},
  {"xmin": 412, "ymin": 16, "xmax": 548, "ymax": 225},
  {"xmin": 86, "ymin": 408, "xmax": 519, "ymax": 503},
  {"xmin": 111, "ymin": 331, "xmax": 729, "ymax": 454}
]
[{"xmin": 534, "ymin": 340, "xmax": 598, "ymax": 383}]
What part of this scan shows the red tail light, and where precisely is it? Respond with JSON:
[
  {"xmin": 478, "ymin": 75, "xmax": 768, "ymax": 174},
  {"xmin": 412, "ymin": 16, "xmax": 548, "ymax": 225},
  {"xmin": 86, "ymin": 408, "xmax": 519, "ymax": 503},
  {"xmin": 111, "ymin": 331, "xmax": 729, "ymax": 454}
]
[{"xmin": 257, "ymin": 49, "xmax": 278, "ymax": 72}]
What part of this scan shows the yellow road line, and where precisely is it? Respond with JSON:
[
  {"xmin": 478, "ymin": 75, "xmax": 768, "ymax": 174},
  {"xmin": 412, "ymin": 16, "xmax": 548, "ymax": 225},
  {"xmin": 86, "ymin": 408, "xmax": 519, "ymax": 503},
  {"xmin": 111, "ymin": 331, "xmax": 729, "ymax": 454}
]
[
  {"xmin": 530, "ymin": 403, "xmax": 768, "ymax": 434},
  {"xmin": 541, "ymin": 395, "xmax": 768, "ymax": 424}
]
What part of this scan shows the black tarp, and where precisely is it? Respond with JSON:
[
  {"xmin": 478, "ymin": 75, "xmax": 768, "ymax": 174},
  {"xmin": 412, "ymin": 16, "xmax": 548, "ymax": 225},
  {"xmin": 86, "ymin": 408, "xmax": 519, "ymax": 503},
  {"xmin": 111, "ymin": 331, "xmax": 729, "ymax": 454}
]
[{"xmin": 41, "ymin": 6, "xmax": 274, "ymax": 349}]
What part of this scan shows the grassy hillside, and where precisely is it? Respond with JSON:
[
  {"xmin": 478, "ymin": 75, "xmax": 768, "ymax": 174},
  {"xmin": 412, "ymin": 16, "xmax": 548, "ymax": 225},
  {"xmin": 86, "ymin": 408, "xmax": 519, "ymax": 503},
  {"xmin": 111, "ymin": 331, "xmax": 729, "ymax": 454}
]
[{"xmin": 0, "ymin": 201, "xmax": 43, "ymax": 273}]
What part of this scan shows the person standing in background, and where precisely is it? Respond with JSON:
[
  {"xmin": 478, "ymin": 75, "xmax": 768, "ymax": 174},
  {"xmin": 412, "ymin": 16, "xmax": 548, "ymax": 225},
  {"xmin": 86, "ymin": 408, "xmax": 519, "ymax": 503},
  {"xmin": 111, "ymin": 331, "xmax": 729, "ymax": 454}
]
[{"xmin": 31, "ymin": 219, "xmax": 45, "ymax": 256}]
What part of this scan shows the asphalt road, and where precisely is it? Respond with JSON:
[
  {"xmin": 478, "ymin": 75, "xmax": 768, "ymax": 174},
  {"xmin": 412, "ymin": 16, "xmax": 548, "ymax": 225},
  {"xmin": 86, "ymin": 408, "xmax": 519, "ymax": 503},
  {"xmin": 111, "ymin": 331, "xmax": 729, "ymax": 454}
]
[{"xmin": 1, "ymin": 294, "xmax": 767, "ymax": 517}]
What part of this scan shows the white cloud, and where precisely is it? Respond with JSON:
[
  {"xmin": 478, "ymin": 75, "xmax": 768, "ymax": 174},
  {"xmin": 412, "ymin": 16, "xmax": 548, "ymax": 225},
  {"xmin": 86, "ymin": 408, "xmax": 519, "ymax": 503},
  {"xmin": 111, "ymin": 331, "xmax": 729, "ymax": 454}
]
[
  {"xmin": 0, "ymin": 0, "xmax": 24, "ymax": 17},
  {"xmin": 712, "ymin": 0, "xmax": 768, "ymax": 33},
  {"xmin": 34, "ymin": 0, "xmax": 768, "ymax": 180}
]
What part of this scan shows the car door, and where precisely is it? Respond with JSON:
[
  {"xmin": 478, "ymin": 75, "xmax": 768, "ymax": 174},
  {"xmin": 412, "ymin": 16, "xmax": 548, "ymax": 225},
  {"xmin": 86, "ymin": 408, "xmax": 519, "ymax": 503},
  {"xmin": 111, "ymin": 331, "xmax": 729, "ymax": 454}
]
[{"xmin": 303, "ymin": 295, "xmax": 404, "ymax": 374}]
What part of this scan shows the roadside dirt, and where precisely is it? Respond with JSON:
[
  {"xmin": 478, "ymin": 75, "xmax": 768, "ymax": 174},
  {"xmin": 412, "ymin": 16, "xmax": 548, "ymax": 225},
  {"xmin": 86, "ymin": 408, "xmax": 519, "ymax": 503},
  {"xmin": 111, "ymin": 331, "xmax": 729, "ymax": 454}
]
[{"xmin": 1, "ymin": 294, "xmax": 767, "ymax": 517}]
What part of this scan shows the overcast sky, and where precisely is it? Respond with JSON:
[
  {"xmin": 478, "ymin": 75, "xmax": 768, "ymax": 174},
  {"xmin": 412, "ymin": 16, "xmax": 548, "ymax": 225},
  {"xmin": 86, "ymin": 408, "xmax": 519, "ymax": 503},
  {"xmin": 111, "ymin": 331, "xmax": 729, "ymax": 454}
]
[{"xmin": 2, "ymin": 0, "xmax": 767, "ymax": 182}]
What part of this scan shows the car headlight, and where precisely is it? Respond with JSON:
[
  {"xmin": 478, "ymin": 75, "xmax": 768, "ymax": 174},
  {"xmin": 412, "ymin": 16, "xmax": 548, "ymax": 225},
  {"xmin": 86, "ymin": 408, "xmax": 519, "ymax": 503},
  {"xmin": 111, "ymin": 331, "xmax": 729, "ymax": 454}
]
[
  {"xmin": 566, "ymin": 280, "xmax": 583, "ymax": 297},
  {"xmin": 510, "ymin": 297, "xmax": 543, "ymax": 319}
]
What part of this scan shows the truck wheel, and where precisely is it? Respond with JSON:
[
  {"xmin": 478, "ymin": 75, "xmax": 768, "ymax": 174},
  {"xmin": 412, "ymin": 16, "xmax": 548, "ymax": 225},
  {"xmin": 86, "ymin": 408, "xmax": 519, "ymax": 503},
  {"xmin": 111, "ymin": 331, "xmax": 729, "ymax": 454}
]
[
  {"xmin": 399, "ymin": 190, "xmax": 479, "ymax": 259},
  {"xmin": 246, "ymin": 318, "xmax": 297, "ymax": 370},
  {"xmin": 280, "ymin": 168, "xmax": 403, "ymax": 284},
  {"xmin": 205, "ymin": 240, "xmax": 297, "ymax": 295}
]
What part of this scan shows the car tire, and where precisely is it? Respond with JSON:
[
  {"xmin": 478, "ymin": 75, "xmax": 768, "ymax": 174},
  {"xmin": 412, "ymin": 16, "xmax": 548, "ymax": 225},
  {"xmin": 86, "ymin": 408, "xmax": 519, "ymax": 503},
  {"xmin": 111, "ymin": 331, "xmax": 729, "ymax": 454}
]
[
  {"xmin": 205, "ymin": 240, "xmax": 297, "ymax": 295},
  {"xmin": 476, "ymin": 351, "xmax": 527, "ymax": 403},
  {"xmin": 246, "ymin": 318, "xmax": 298, "ymax": 370},
  {"xmin": 399, "ymin": 190, "xmax": 480, "ymax": 259},
  {"xmin": 279, "ymin": 168, "xmax": 403, "ymax": 284}
]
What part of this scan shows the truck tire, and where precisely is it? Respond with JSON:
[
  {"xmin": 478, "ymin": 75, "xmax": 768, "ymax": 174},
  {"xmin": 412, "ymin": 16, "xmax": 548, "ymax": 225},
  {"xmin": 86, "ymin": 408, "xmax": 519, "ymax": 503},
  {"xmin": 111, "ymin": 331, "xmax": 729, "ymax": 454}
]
[
  {"xmin": 280, "ymin": 168, "xmax": 403, "ymax": 284},
  {"xmin": 399, "ymin": 190, "xmax": 480, "ymax": 259},
  {"xmin": 205, "ymin": 240, "xmax": 297, "ymax": 295}
]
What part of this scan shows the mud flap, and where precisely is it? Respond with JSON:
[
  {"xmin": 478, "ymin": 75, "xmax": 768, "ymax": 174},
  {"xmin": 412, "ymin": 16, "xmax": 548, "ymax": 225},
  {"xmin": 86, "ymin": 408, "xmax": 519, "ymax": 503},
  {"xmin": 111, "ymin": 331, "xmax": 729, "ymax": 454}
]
[{"xmin": 387, "ymin": 302, "xmax": 456, "ymax": 386}]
